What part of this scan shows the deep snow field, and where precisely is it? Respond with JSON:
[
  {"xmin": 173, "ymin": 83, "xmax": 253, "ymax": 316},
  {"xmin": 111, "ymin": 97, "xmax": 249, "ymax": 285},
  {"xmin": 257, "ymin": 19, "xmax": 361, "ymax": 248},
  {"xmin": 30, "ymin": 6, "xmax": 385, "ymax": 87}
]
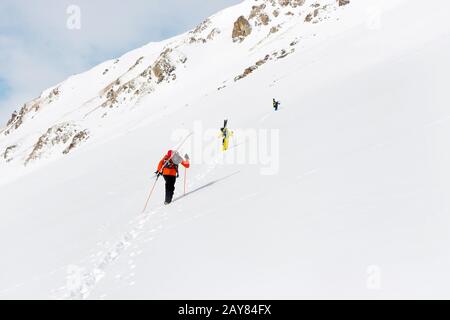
[{"xmin": 1, "ymin": 0, "xmax": 450, "ymax": 299}]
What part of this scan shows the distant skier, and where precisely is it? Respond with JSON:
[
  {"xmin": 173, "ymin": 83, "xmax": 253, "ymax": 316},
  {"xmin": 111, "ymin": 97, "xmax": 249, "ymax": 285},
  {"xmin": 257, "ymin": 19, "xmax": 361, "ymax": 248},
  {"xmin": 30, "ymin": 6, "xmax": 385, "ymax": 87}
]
[
  {"xmin": 219, "ymin": 120, "xmax": 233, "ymax": 151},
  {"xmin": 155, "ymin": 150, "xmax": 190, "ymax": 205},
  {"xmin": 273, "ymin": 98, "xmax": 280, "ymax": 111}
]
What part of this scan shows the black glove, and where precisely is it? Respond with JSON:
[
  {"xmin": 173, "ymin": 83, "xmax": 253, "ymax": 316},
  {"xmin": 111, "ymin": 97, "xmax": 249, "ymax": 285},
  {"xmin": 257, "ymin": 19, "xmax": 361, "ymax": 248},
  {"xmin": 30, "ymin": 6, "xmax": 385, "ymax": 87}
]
[{"xmin": 155, "ymin": 171, "xmax": 161, "ymax": 177}]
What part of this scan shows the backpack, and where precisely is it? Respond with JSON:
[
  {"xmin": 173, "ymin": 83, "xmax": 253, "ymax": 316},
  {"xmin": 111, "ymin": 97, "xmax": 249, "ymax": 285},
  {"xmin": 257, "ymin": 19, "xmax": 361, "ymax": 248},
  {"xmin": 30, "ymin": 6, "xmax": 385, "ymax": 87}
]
[{"xmin": 170, "ymin": 151, "xmax": 183, "ymax": 165}]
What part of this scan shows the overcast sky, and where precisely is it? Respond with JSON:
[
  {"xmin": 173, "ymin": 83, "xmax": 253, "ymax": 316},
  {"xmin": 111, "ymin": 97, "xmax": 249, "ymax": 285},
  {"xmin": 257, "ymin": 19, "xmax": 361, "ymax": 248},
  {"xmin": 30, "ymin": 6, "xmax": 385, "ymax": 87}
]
[{"xmin": 0, "ymin": 0, "xmax": 242, "ymax": 123}]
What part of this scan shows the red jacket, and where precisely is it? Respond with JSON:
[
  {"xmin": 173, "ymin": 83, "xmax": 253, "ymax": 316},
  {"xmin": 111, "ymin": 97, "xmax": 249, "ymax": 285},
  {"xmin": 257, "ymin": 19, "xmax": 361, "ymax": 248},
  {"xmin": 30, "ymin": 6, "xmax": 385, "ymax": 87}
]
[{"xmin": 157, "ymin": 156, "xmax": 190, "ymax": 177}]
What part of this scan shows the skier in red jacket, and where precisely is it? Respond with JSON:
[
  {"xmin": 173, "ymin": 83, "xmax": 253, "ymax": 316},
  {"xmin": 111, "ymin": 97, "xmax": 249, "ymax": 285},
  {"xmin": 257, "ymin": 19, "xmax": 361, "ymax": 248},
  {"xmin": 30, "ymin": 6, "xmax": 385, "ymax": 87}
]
[{"xmin": 156, "ymin": 150, "xmax": 190, "ymax": 204}]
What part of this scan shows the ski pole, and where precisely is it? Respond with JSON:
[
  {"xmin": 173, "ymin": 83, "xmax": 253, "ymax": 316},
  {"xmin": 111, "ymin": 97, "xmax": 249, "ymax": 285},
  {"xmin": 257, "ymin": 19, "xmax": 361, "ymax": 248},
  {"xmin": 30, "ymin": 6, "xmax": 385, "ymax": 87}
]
[
  {"xmin": 184, "ymin": 168, "xmax": 187, "ymax": 196},
  {"xmin": 161, "ymin": 132, "xmax": 193, "ymax": 169},
  {"xmin": 142, "ymin": 175, "xmax": 160, "ymax": 213}
]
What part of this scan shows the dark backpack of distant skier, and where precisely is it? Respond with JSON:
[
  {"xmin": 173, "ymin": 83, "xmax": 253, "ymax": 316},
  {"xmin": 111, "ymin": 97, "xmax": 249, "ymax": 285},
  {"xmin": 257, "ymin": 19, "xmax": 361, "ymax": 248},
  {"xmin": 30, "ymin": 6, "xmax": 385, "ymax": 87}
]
[{"xmin": 273, "ymin": 98, "xmax": 280, "ymax": 111}]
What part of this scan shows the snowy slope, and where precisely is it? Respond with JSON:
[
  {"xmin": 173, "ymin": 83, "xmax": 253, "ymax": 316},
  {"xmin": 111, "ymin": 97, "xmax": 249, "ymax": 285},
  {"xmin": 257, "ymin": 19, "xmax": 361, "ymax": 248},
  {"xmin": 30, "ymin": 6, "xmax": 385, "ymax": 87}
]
[{"xmin": 1, "ymin": 0, "xmax": 450, "ymax": 299}]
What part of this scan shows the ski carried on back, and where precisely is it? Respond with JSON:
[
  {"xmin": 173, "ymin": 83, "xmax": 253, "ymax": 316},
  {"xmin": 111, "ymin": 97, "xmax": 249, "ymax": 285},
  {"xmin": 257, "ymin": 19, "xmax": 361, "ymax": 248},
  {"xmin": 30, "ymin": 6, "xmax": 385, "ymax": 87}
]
[
  {"xmin": 148, "ymin": 132, "xmax": 193, "ymax": 179},
  {"xmin": 219, "ymin": 119, "xmax": 233, "ymax": 152},
  {"xmin": 160, "ymin": 132, "xmax": 193, "ymax": 172}
]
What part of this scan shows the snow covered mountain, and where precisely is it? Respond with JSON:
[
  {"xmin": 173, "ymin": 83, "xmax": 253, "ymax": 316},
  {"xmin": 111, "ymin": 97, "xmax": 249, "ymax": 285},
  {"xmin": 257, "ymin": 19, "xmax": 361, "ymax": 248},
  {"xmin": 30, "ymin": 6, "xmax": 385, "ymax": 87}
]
[
  {"xmin": 1, "ymin": 0, "xmax": 450, "ymax": 299},
  {"xmin": 0, "ymin": 0, "xmax": 352, "ymax": 171}
]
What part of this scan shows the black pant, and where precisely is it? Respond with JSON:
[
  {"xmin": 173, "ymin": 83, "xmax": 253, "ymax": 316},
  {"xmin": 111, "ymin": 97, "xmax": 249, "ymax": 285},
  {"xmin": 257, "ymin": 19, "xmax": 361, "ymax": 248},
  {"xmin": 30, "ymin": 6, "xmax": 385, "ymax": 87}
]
[{"xmin": 163, "ymin": 175, "xmax": 177, "ymax": 203}]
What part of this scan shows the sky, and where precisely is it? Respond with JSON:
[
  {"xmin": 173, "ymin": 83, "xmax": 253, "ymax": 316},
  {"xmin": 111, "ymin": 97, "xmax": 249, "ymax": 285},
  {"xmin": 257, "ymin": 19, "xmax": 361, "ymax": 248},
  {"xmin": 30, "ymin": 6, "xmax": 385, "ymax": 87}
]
[{"xmin": 0, "ymin": 0, "xmax": 242, "ymax": 124}]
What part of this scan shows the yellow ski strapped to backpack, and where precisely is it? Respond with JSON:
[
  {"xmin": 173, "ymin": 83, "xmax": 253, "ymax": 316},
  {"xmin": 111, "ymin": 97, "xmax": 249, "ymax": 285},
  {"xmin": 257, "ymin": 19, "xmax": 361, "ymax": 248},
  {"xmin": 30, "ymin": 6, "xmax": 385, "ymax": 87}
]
[
  {"xmin": 219, "ymin": 120, "xmax": 233, "ymax": 152},
  {"xmin": 220, "ymin": 128, "xmax": 233, "ymax": 151}
]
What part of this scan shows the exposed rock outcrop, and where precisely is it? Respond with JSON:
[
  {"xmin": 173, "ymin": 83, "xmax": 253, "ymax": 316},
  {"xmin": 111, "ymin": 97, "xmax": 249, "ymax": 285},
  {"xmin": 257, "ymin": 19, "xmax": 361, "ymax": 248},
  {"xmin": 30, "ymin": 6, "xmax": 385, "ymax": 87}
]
[
  {"xmin": 234, "ymin": 44, "xmax": 297, "ymax": 82},
  {"xmin": 63, "ymin": 130, "xmax": 89, "ymax": 155},
  {"xmin": 249, "ymin": 4, "xmax": 271, "ymax": 26},
  {"xmin": 4, "ymin": 87, "xmax": 60, "ymax": 135},
  {"xmin": 189, "ymin": 36, "xmax": 207, "ymax": 44},
  {"xmin": 191, "ymin": 19, "xmax": 211, "ymax": 35},
  {"xmin": 232, "ymin": 16, "xmax": 252, "ymax": 42},
  {"xmin": 277, "ymin": 0, "xmax": 306, "ymax": 7},
  {"xmin": 99, "ymin": 48, "xmax": 186, "ymax": 110},
  {"xmin": 128, "ymin": 57, "xmax": 144, "ymax": 72},
  {"xmin": 152, "ymin": 48, "xmax": 187, "ymax": 83},
  {"xmin": 25, "ymin": 123, "xmax": 88, "ymax": 165},
  {"xmin": 338, "ymin": 0, "xmax": 350, "ymax": 6},
  {"xmin": 6, "ymin": 111, "xmax": 18, "ymax": 128},
  {"xmin": 270, "ymin": 25, "xmax": 280, "ymax": 34},
  {"xmin": 234, "ymin": 54, "xmax": 270, "ymax": 81},
  {"xmin": 4, "ymin": 104, "xmax": 33, "ymax": 134},
  {"xmin": 187, "ymin": 19, "xmax": 222, "ymax": 44},
  {"xmin": 207, "ymin": 28, "xmax": 221, "ymax": 41},
  {"xmin": 304, "ymin": 3, "xmax": 332, "ymax": 23},
  {"xmin": 2, "ymin": 145, "xmax": 17, "ymax": 162}
]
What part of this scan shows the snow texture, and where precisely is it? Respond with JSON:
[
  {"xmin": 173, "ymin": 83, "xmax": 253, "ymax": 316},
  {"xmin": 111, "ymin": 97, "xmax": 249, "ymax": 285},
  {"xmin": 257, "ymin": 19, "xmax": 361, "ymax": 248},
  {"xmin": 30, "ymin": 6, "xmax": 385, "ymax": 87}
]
[{"xmin": 1, "ymin": 0, "xmax": 450, "ymax": 299}]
